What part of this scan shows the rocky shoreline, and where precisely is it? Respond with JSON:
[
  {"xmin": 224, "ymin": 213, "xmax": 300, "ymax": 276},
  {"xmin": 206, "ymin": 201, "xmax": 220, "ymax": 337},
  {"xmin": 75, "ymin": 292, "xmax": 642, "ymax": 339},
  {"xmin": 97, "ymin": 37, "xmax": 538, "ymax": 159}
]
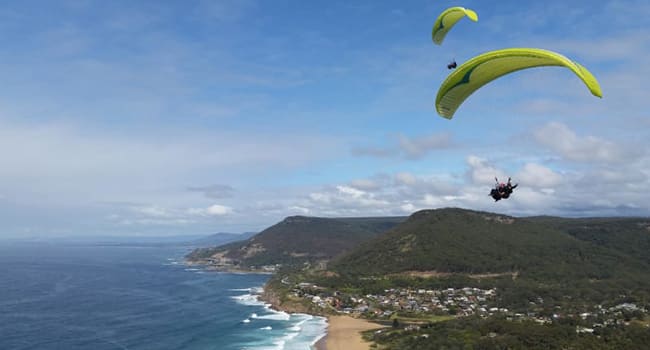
[
  {"xmin": 185, "ymin": 260, "xmax": 274, "ymax": 275},
  {"xmin": 259, "ymin": 283, "xmax": 382, "ymax": 350},
  {"xmin": 185, "ymin": 258, "xmax": 320, "ymax": 314},
  {"xmin": 185, "ymin": 258, "xmax": 377, "ymax": 349},
  {"xmin": 259, "ymin": 281, "xmax": 328, "ymax": 316}
]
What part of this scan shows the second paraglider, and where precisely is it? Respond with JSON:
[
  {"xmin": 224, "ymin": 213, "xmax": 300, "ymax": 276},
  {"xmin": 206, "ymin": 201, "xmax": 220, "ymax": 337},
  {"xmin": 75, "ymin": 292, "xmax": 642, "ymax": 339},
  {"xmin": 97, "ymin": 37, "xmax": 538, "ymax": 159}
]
[{"xmin": 432, "ymin": 7, "xmax": 478, "ymax": 45}]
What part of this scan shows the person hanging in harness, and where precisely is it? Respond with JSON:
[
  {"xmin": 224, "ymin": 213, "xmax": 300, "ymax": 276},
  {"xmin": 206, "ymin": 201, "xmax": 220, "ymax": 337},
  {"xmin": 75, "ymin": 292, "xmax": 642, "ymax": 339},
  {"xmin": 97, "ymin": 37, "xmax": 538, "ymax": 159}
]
[
  {"xmin": 447, "ymin": 60, "xmax": 457, "ymax": 69},
  {"xmin": 490, "ymin": 177, "xmax": 518, "ymax": 202}
]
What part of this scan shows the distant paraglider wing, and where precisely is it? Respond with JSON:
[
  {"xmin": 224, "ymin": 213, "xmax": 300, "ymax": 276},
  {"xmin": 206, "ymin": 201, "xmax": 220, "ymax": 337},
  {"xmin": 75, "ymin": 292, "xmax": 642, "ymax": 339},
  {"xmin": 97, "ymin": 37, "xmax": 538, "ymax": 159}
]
[
  {"xmin": 435, "ymin": 48, "xmax": 603, "ymax": 119},
  {"xmin": 432, "ymin": 7, "xmax": 478, "ymax": 45}
]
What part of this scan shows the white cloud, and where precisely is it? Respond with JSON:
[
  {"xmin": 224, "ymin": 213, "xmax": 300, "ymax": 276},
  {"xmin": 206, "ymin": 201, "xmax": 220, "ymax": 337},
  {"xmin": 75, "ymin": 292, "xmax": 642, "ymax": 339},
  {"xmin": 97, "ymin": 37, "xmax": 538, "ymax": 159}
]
[
  {"xmin": 397, "ymin": 133, "xmax": 452, "ymax": 159},
  {"xmin": 288, "ymin": 206, "xmax": 310, "ymax": 215},
  {"xmin": 2, "ymin": 0, "xmax": 650, "ymax": 237},
  {"xmin": 0, "ymin": 118, "xmax": 342, "ymax": 205},
  {"xmin": 336, "ymin": 185, "xmax": 365, "ymax": 199},
  {"xmin": 119, "ymin": 218, "xmax": 195, "ymax": 226},
  {"xmin": 515, "ymin": 163, "xmax": 563, "ymax": 188},
  {"xmin": 540, "ymin": 30, "xmax": 650, "ymax": 62},
  {"xmin": 352, "ymin": 133, "xmax": 452, "ymax": 160},
  {"xmin": 132, "ymin": 205, "xmax": 173, "ymax": 218},
  {"xmin": 306, "ymin": 185, "xmax": 391, "ymax": 216},
  {"xmin": 422, "ymin": 194, "xmax": 442, "ymax": 207},
  {"xmin": 205, "ymin": 204, "xmax": 233, "ymax": 216},
  {"xmin": 286, "ymin": 145, "xmax": 650, "ymax": 219},
  {"xmin": 187, "ymin": 184, "xmax": 235, "ymax": 199},
  {"xmin": 120, "ymin": 202, "xmax": 234, "ymax": 227},
  {"xmin": 533, "ymin": 122, "xmax": 627, "ymax": 163},
  {"xmin": 350, "ymin": 145, "xmax": 394, "ymax": 158},
  {"xmin": 465, "ymin": 156, "xmax": 509, "ymax": 185},
  {"xmin": 186, "ymin": 204, "xmax": 233, "ymax": 217},
  {"xmin": 400, "ymin": 202, "xmax": 415, "ymax": 213},
  {"xmin": 394, "ymin": 172, "xmax": 417, "ymax": 186},
  {"xmin": 348, "ymin": 178, "xmax": 384, "ymax": 191},
  {"xmin": 309, "ymin": 192, "xmax": 331, "ymax": 204}
]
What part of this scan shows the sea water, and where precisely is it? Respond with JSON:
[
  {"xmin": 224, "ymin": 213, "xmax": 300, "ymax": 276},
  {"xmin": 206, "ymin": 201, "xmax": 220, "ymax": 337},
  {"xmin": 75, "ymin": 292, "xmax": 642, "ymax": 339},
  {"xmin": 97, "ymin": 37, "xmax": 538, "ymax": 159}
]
[{"xmin": 0, "ymin": 241, "xmax": 326, "ymax": 350}]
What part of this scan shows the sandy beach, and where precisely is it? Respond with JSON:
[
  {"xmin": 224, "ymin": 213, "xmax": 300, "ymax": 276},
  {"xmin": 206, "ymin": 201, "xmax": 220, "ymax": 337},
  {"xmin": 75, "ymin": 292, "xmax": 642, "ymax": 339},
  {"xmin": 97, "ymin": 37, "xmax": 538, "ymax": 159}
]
[{"xmin": 314, "ymin": 316, "xmax": 385, "ymax": 350}]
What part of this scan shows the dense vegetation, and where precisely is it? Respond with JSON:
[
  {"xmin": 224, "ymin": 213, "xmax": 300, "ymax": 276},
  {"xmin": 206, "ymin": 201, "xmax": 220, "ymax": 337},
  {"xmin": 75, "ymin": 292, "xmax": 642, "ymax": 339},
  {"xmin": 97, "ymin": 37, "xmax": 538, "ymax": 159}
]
[
  {"xmin": 252, "ymin": 208, "xmax": 650, "ymax": 348},
  {"xmin": 332, "ymin": 209, "xmax": 645, "ymax": 277},
  {"xmin": 322, "ymin": 209, "xmax": 650, "ymax": 306},
  {"xmin": 367, "ymin": 316, "xmax": 650, "ymax": 350},
  {"xmin": 186, "ymin": 215, "xmax": 405, "ymax": 267},
  {"xmin": 528, "ymin": 216, "xmax": 650, "ymax": 264},
  {"xmin": 185, "ymin": 239, "xmax": 248, "ymax": 261}
]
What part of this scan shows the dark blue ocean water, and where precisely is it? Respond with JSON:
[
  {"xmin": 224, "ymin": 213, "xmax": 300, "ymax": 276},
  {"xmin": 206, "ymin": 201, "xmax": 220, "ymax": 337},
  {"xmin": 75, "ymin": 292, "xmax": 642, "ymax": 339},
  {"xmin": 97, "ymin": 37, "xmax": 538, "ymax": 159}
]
[{"xmin": 0, "ymin": 242, "xmax": 326, "ymax": 350}]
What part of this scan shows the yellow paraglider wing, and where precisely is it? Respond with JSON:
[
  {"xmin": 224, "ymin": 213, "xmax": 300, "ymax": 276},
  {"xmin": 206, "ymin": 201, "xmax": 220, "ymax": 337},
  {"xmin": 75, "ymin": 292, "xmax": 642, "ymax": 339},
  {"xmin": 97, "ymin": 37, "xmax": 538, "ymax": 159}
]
[
  {"xmin": 435, "ymin": 48, "xmax": 603, "ymax": 119},
  {"xmin": 432, "ymin": 7, "xmax": 478, "ymax": 45}
]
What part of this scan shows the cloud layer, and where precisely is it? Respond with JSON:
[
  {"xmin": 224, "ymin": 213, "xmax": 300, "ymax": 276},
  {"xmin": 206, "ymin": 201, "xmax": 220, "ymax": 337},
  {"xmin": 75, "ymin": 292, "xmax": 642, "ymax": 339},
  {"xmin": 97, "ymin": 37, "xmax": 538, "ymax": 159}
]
[{"xmin": 1, "ymin": 0, "xmax": 649, "ymax": 237}]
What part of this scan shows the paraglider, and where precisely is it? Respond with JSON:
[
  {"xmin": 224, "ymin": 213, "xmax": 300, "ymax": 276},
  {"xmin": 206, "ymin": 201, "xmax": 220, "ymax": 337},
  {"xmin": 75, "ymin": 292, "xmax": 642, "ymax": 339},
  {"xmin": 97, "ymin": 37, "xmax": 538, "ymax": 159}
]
[
  {"xmin": 427, "ymin": 9, "xmax": 603, "ymax": 203},
  {"xmin": 490, "ymin": 177, "xmax": 518, "ymax": 202},
  {"xmin": 432, "ymin": 7, "xmax": 478, "ymax": 45},
  {"xmin": 435, "ymin": 48, "xmax": 603, "ymax": 119}
]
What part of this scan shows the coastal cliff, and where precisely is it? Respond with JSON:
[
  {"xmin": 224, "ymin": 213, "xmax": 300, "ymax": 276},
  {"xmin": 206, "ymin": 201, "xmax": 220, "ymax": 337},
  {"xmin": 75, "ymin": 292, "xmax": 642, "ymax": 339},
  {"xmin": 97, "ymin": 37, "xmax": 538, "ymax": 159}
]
[{"xmin": 259, "ymin": 281, "xmax": 329, "ymax": 316}]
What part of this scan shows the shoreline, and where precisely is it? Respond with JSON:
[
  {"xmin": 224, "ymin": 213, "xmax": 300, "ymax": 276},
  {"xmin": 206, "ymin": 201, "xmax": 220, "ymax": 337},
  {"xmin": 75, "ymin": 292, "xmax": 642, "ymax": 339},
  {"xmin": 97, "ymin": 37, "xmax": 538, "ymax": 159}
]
[
  {"xmin": 230, "ymin": 280, "xmax": 330, "ymax": 349},
  {"xmin": 184, "ymin": 260, "xmax": 274, "ymax": 275},
  {"xmin": 314, "ymin": 316, "xmax": 385, "ymax": 350},
  {"xmin": 255, "ymin": 282, "xmax": 384, "ymax": 350},
  {"xmin": 313, "ymin": 334, "xmax": 327, "ymax": 350},
  {"xmin": 195, "ymin": 263, "xmax": 384, "ymax": 349}
]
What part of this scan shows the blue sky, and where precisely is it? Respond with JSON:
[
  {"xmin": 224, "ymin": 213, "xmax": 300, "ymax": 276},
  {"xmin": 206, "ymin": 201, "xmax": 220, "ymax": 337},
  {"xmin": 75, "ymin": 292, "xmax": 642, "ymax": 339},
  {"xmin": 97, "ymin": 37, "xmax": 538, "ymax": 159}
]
[{"xmin": 1, "ymin": 0, "xmax": 649, "ymax": 237}]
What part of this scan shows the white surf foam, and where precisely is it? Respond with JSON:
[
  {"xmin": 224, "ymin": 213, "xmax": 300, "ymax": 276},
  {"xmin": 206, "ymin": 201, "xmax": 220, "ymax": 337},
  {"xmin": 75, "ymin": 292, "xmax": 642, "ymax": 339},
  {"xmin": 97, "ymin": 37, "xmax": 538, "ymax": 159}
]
[
  {"xmin": 256, "ymin": 311, "xmax": 290, "ymax": 321},
  {"xmin": 232, "ymin": 287, "xmax": 327, "ymax": 350},
  {"xmin": 231, "ymin": 293, "xmax": 266, "ymax": 307}
]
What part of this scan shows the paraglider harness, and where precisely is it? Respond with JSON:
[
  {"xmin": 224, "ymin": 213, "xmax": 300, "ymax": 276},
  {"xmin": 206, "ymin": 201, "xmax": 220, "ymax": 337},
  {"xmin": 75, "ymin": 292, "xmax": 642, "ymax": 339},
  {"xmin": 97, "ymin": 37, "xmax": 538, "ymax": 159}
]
[
  {"xmin": 490, "ymin": 177, "xmax": 517, "ymax": 202},
  {"xmin": 447, "ymin": 60, "xmax": 457, "ymax": 69}
]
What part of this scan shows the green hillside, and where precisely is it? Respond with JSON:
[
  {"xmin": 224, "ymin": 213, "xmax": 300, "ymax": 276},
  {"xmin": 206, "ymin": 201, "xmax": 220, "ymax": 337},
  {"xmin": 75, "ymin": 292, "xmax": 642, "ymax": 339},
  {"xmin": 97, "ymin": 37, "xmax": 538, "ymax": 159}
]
[
  {"xmin": 320, "ymin": 208, "xmax": 650, "ymax": 308},
  {"xmin": 368, "ymin": 316, "xmax": 650, "ymax": 350},
  {"xmin": 257, "ymin": 208, "xmax": 650, "ymax": 349},
  {"xmin": 186, "ymin": 215, "xmax": 405, "ymax": 267},
  {"xmin": 332, "ymin": 208, "xmax": 645, "ymax": 279},
  {"xmin": 527, "ymin": 216, "xmax": 650, "ymax": 264}
]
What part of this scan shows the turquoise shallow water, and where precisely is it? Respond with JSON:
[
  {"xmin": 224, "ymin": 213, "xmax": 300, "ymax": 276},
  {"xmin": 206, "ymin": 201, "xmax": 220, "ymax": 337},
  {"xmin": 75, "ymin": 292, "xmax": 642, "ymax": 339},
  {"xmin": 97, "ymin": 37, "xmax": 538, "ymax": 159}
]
[{"xmin": 0, "ymin": 242, "xmax": 326, "ymax": 350}]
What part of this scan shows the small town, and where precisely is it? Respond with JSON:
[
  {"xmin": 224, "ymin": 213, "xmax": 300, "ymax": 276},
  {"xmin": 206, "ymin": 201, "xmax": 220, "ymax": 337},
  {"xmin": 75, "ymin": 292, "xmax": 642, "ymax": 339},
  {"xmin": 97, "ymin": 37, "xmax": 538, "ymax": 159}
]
[{"xmin": 286, "ymin": 280, "xmax": 649, "ymax": 334}]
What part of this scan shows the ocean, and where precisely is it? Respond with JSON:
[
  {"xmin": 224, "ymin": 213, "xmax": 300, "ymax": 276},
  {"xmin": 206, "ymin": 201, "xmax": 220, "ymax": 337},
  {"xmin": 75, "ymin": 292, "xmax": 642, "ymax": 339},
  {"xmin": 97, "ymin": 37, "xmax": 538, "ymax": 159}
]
[{"xmin": 0, "ymin": 241, "xmax": 326, "ymax": 350}]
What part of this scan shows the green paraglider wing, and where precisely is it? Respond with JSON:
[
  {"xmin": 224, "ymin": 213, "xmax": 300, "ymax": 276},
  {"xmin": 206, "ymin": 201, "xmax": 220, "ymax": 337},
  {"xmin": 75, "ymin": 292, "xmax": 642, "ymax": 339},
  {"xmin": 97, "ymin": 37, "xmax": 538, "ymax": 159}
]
[
  {"xmin": 435, "ymin": 48, "xmax": 603, "ymax": 119},
  {"xmin": 432, "ymin": 7, "xmax": 478, "ymax": 45}
]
